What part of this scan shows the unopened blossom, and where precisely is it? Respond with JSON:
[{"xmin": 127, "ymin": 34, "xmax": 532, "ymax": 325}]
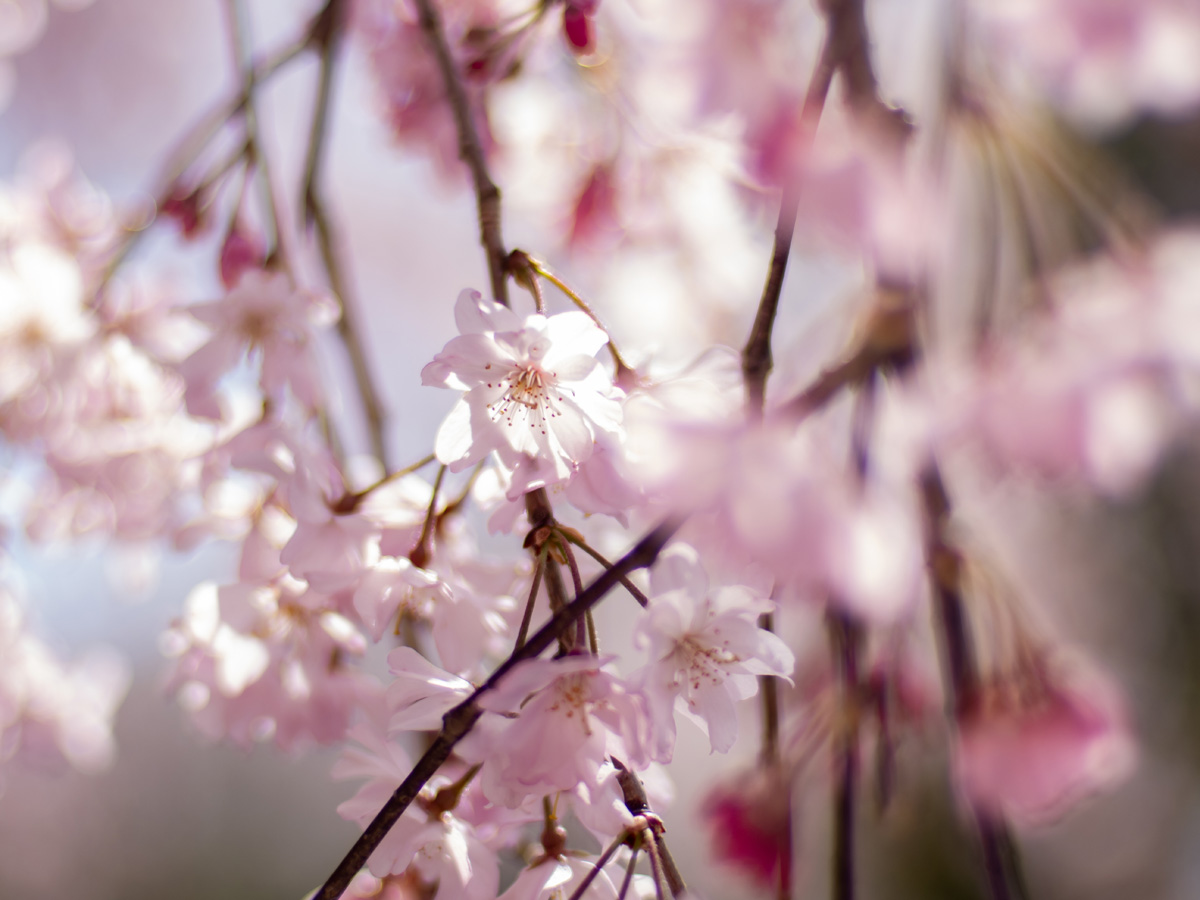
[
  {"xmin": 634, "ymin": 544, "xmax": 794, "ymax": 760},
  {"xmin": 955, "ymin": 663, "xmax": 1136, "ymax": 826},
  {"xmin": 422, "ymin": 289, "xmax": 623, "ymax": 496},
  {"xmin": 702, "ymin": 765, "xmax": 794, "ymax": 891},
  {"xmin": 475, "ymin": 654, "xmax": 647, "ymax": 809}
]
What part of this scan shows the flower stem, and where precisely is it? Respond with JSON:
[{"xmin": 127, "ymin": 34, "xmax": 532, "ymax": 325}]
[
  {"xmin": 408, "ymin": 464, "xmax": 446, "ymax": 570},
  {"xmin": 559, "ymin": 530, "xmax": 650, "ymax": 608}
]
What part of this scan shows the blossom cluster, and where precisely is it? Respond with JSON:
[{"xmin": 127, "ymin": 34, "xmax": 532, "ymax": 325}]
[{"xmin": 7, "ymin": 0, "xmax": 1200, "ymax": 898}]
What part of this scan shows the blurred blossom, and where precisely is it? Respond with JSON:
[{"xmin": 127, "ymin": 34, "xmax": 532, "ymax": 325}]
[
  {"xmin": 0, "ymin": 585, "xmax": 129, "ymax": 776},
  {"xmin": 974, "ymin": 0, "xmax": 1200, "ymax": 126},
  {"xmin": 955, "ymin": 660, "xmax": 1137, "ymax": 826}
]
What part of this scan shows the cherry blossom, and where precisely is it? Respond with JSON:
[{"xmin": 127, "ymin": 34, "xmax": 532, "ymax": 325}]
[
  {"xmin": 701, "ymin": 765, "xmax": 794, "ymax": 891},
  {"xmin": 498, "ymin": 856, "xmax": 618, "ymax": 900},
  {"xmin": 422, "ymin": 288, "xmax": 623, "ymax": 496},
  {"xmin": 475, "ymin": 654, "xmax": 647, "ymax": 808},
  {"xmin": 634, "ymin": 543, "xmax": 794, "ymax": 759},
  {"xmin": 0, "ymin": 586, "xmax": 129, "ymax": 774},
  {"xmin": 179, "ymin": 270, "xmax": 338, "ymax": 418},
  {"xmin": 955, "ymin": 663, "xmax": 1136, "ymax": 826}
]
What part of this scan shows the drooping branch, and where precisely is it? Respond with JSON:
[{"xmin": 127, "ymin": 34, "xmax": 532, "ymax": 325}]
[
  {"xmin": 310, "ymin": 518, "xmax": 681, "ymax": 900},
  {"xmin": 223, "ymin": 0, "xmax": 290, "ymax": 267},
  {"xmin": 920, "ymin": 466, "xmax": 1030, "ymax": 900},
  {"xmin": 413, "ymin": 0, "xmax": 509, "ymax": 305},
  {"xmin": 303, "ymin": 0, "xmax": 391, "ymax": 467}
]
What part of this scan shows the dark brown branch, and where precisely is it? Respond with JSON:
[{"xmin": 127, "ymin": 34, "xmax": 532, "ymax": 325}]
[
  {"xmin": 413, "ymin": 0, "xmax": 509, "ymax": 305},
  {"xmin": 741, "ymin": 25, "xmax": 840, "ymax": 416},
  {"xmin": 302, "ymin": 0, "xmax": 390, "ymax": 467},
  {"xmin": 311, "ymin": 519, "xmax": 681, "ymax": 900},
  {"xmin": 612, "ymin": 758, "xmax": 687, "ymax": 898},
  {"xmin": 920, "ymin": 466, "xmax": 1029, "ymax": 900},
  {"xmin": 828, "ymin": 612, "xmax": 863, "ymax": 900}
]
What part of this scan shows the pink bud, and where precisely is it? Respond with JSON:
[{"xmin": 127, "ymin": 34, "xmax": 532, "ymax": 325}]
[
  {"xmin": 219, "ymin": 227, "xmax": 265, "ymax": 290},
  {"xmin": 160, "ymin": 187, "xmax": 207, "ymax": 239},
  {"xmin": 568, "ymin": 163, "xmax": 619, "ymax": 249},
  {"xmin": 562, "ymin": 6, "xmax": 593, "ymax": 54},
  {"xmin": 702, "ymin": 767, "xmax": 794, "ymax": 891}
]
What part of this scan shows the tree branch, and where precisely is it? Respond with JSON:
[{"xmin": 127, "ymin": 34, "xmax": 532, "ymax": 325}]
[
  {"xmin": 413, "ymin": 0, "xmax": 509, "ymax": 305},
  {"xmin": 310, "ymin": 518, "xmax": 681, "ymax": 900},
  {"xmin": 920, "ymin": 466, "xmax": 1029, "ymax": 900},
  {"xmin": 301, "ymin": 0, "xmax": 391, "ymax": 467},
  {"xmin": 612, "ymin": 758, "xmax": 687, "ymax": 898}
]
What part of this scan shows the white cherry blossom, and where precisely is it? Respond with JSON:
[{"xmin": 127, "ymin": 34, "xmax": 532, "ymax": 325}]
[
  {"xmin": 422, "ymin": 289, "xmax": 623, "ymax": 496},
  {"xmin": 634, "ymin": 544, "xmax": 794, "ymax": 760}
]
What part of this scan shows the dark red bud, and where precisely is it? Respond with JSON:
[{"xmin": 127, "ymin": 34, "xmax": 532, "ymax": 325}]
[
  {"xmin": 218, "ymin": 227, "xmax": 265, "ymax": 290},
  {"xmin": 161, "ymin": 187, "xmax": 207, "ymax": 239},
  {"xmin": 563, "ymin": 6, "xmax": 593, "ymax": 54}
]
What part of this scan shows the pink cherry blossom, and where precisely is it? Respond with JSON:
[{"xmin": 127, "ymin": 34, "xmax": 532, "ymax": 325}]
[
  {"xmin": 701, "ymin": 765, "xmax": 794, "ymax": 891},
  {"xmin": 422, "ymin": 289, "xmax": 623, "ymax": 496},
  {"xmin": 475, "ymin": 654, "xmax": 647, "ymax": 808},
  {"xmin": 179, "ymin": 270, "xmax": 338, "ymax": 418},
  {"xmin": 335, "ymin": 718, "xmax": 500, "ymax": 898},
  {"xmin": 955, "ymin": 664, "xmax": 1136, "ymax": 826},
  {"xmin": 499, "ymin": 856, "xmax": 618, "ymax": 900},
  {"xmin": 634, "ymin": 544, "xmax": 794, "ymax": 760},
  {"xmin": 643, "ymin": 417, "xmax": 923, "ymax": 624}
]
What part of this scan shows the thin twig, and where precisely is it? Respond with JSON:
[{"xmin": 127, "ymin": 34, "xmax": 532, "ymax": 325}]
[
  {"xmin": 349, "ymin": 453, "xmax": 437, "ymax": 506},
  {"xmin": 413, "ymin": 0, "xmax": 509, "ymax": 305},
  {"xmin": 224, "ymin": 0, "xmax": 290, "ymax": 267},
  {"xmin": 408, "ymin": 464, "xmax": 446, "ymax": 569},
  {"xmin": 612, "ymin": 759, "xmax": 687, "ymax": 898},
  {"xmin": 759, "ymin": 608, "xmax": 782, "ymax": 766},
  {"xmin": 302, "ymin": 0, "xmax": 390, "ymax": 466},
  {"xmin": 92, "ymin": 38, "xmax": 309, "ymax": 304},
  {"xmin": 741, "ymin": 19, "xmax": 840, "ymax": 416},
  {"xmin": 920, "ymin": 466, "xmax": 1029, "ymax": 900},
  {"xmin": 560, "ymin": 531, "xmax": 651, "ymax": 608},
  {"xmin": 828, "ymin": 612, "xmax": 863, "ymax": 900},
  {"xmin": 310, "ymin": 518, "xmax": 681, "ymax": 900},
  {"xmin": 565, "ymin": 830, "xmax": 630, "ymax": 900}
]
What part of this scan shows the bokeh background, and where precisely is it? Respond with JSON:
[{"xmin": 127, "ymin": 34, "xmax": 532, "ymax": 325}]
[{"xmin": 4, "ymin": 2, "xmax": 1200, "ymax": 899}]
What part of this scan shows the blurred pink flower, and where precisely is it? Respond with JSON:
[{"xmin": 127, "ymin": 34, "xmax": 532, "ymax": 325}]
[
  {"xmin": 634, "ymin": 544, "xmax": 793, "ymax": 760},
  {"xmin": 955, "ymin": 666, "xmax": 1137, "ymax": 826},
  {"xmin": 702, "ymin": 765, "xmax": 794, "ymax": 891}
]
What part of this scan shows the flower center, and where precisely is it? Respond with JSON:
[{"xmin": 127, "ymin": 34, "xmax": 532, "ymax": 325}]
[
  {"xmin": 677, "ymin": 636, "xmax": 740, "ymax": 692},
  {"xmin": 486, "ymin": 364, "xmax": 566, "ymax": 434}
]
